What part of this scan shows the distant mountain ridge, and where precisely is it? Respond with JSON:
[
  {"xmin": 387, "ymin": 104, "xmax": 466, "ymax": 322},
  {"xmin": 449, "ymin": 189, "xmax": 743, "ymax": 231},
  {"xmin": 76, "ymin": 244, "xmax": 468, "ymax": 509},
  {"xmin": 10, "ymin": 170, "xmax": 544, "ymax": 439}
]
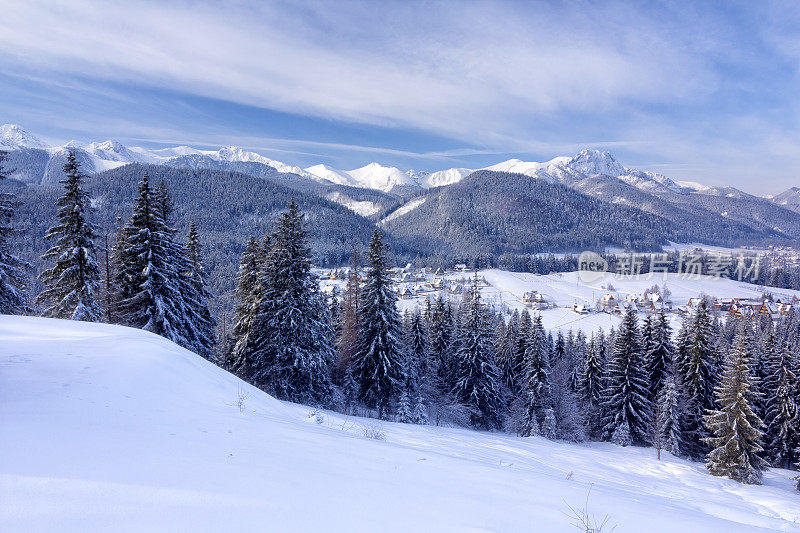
[{"xmin": 3, "ymin": 123, "xmax": 800, "ymax": 251}]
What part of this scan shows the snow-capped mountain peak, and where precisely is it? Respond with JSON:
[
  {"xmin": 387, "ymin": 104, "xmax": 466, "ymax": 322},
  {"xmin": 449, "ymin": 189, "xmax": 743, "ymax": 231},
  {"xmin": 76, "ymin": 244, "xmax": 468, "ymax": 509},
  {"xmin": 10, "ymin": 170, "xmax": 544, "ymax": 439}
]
[
  {"xmin": 346, "ymin": 162, "xmax": 414, "ymax": 192},
  {"xmin": 565, "ymin": 149, "xmax": 626, "ymax": 177},
  {"xmin": 0, "ymin": 124, "xmax": 48, "ymax": 150},
  {"xmin": 86, "ymin": 140, "xmax": 146, "ymax": 163}
]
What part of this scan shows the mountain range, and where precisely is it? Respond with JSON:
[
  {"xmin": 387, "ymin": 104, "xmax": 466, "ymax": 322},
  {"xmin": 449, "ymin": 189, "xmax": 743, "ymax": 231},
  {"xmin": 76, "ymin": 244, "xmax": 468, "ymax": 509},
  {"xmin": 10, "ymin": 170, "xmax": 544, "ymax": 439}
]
[
  {"xmin": 6, "ymin": 123, "xmax": 790, "ymax": 200},
  {"xmin": 3, "ymin": 123, "xmax": 800, "ymax": 254}
]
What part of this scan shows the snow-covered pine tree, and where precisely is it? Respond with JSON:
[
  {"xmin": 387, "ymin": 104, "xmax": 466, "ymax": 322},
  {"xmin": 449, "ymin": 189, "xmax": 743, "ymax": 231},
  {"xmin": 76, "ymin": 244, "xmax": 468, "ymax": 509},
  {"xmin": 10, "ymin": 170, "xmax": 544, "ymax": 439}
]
[
  {"xmin": 183, "ymin": 221, "xmax": 216, "ymax": 359},
  {"xmin": 249, "ymin": 199, "xmax": 334, "ymax": 406},
  {"xmin": 520, "ymin": 313, "xmax": 550, "ymax": 433},
  {"xmin": 762, "ymin": 341, "xmax": 799, "ymax": 469},
  {"xmin": 351, "ymin": 229, "xmax": 405, "ymax": 417},
  {"xmin": 549, "ymin": 341, "xmax": 586, "ymax": 442},
  {"xmin": 646, "ymin": 312, "xmax": 674, "ymax": 401},
  {"xmin": 570, "ymin": 330, "xmax": 587, "ymax": 392},
  {"xmin": 37, "ymin": 150, "xmax": 102, "ymax": 321},
  {"xmin": 407, "ymin": 309, "xmax": 429, "ymax": 382},
  {"xmin": 498, "ymin": 310, "xmax": 521, "ymax": 395},
  {"xmin": 541, "ymin": 407, "xmax": 557, "ymax": 440},
  {"xmin": 229, "ymin": 235, "xmax": 266, "ymax": 377},
  {"xmin": 703, "ymin": 326, "xmax": 768, "ymax": 484},
  {"xmin": 115, "ymin": 174, "xmax": 204, "ymax": 352},
  {"xmin": 680, "ymin": 299, "xmax": 719, "ymax": 458},
  {"xmin": 397, "ymin": 388, "xmax": 413, "ymax": 423},
  {"xmin": 412, "ymin": 394, "xmax": 429, "ymax": 425},
  {"xmin": 583, "ymin": 333, "xmax": 604, "ymax": 408},
  {"xmin": 336, "ymin": 246, "xmax": 361, "ymax": 382},
  {"xmin": 454, "ymin": 274, "xmax": 502, "ymax": 430},
  {"xmin": 601, "ymin": 307, "xmax": 651, "ymax": 445},
  {"xmin": 0, "ymin": 150, "xmax": 29, "ymax": 314},
  {"xmin": 656, "ymin": 375, "xmax": 685, "ymax": 457}
]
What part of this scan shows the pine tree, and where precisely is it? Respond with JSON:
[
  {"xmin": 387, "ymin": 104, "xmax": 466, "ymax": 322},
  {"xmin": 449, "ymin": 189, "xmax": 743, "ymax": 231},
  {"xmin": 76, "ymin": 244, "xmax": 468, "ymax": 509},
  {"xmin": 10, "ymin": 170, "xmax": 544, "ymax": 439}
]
[
  {"xmin": 229, "ymin": 235, "xmax": 266, "ymax": 376},
  {"xmin": 657, "ymin": 375, "xmax": 685, "ymax": 457},
  {"xmin": 646, "ymin": 312, "xmax": 674, "ymax": 400},
  {"xmin": 249, "ymin": 200, "xmax": 334, "ymax": 406},
  {"xmin": 397, "ymin": 388, "xmax": 413, "ymax": 423},
  {"xmin": 351, "ymin": 229, "xmax": 405, "ymax": 417},
  {"xmin": 541, "ymin": 407, "xmax": 557, "ymax": 440},
  {"xmin": 680, "ymin": 300, "xmax": 719, "ymax": 458},
  {"xmin": 183, "ymin": 221, "xmax": 216, "ymax": 359},
  {"xmin": 115, "ymin": 174, "xmax": 205, "ymax": 352},
  {"xmin": 0, "ymin": 150, "xmax": 28, "ymax": 314},
  {"xmin": 762, "ymin": 341, "xmax": 799, "ymax": 469},
  {"xmin": 37, "ymin": 150, "xmax": 102, "ymax": 321},
  {"xmin": 602, "ymin": 308, "xmax": 651, "ymax": 445},
  {"xmin": 454, "ymin": 274, "xmax": 501, "ymax": 430},
  {"xmin": 549, "ymin": 342, "xmax": 586, "ymax": 442},
  {"xmin": 336, "ymin": 247, "xmax": 361, "ymax": 382},
  {"xmin": 704, "ymin": 327, "xmax": 768, "ymax": 484},
  {"xmin": 520, "ymin": 313, "xmax": 551, "ymax": 435},
  {"xmin": 583, "ymin": 333, "xmax": 604, "ymax": 408},
  {"xmin": 412, "ymin": 394, "xmax": 429, "ymax": 425}
]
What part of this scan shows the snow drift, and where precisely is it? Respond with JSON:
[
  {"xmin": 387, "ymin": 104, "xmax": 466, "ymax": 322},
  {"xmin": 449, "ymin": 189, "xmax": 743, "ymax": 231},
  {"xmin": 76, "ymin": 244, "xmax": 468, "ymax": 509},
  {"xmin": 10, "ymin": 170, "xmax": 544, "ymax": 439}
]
[{"xmin": 1, "ymin": 316, "xmax": 798, "ymax": 532}]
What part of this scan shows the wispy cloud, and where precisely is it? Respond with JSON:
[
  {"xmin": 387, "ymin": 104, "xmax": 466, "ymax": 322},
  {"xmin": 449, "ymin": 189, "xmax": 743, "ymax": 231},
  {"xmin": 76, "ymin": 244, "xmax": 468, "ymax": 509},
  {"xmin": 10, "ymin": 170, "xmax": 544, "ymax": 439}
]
[{"xmin": 1, "ymin": 0, "xmax": 799, "ymax": 191}]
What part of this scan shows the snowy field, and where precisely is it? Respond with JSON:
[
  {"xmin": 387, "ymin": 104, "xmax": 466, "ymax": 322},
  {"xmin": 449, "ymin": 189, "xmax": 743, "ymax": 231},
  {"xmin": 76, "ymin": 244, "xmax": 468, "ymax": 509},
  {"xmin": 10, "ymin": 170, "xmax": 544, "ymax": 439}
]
[{"xmin": 1, "ymin": 316, "xmax": 798, "ymax": 532}]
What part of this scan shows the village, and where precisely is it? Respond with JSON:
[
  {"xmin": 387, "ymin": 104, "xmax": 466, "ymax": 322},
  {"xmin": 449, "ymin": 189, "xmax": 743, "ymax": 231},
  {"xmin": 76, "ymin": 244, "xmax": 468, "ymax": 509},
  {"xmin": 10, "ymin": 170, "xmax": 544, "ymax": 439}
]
[{"xmin": 314, "ymin": 263, "xmax": 800, "ymax": 329}]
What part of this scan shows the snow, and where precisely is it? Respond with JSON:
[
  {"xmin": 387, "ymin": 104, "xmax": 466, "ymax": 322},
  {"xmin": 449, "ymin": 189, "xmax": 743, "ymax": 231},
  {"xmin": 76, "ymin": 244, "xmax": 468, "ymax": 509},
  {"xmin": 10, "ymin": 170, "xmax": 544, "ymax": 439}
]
[
  {"xmin": 1, "ymin": 316, "xmax": 798, "ymax": 532},
  {"xmin": 418, "ymin": 167, "xmax": 474, "ymax": 188},
  {"xmin": 381, "ymin": 197, "xmax": 426, "ymax": 223},
  {"xmin": 341, "ymin": 162, "xmax": 415, "ymax": 192},
  {"xmin": 326, "ymin": 192, "xmax": 381, "ymax": 217},
  {"xmin": 0, "ymin": 124, "xmax": 48, "ymax": 150}
]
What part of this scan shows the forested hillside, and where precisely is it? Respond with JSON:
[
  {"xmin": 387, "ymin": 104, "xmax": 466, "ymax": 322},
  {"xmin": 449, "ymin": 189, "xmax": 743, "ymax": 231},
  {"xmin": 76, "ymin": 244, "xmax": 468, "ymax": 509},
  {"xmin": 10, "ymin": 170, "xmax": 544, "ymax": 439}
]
[
  {"xmin": 2, "ymin": 164, "xmax": 399, "ymax": 301},
  {"xmin": 384, "ymin": 170, "xmax": 675, "ymax": 260}
]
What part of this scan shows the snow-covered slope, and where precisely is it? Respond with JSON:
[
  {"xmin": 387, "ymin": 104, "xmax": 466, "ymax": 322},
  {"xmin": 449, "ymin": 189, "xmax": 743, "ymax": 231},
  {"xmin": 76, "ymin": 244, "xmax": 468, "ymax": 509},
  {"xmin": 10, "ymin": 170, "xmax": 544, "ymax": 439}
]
[
  {"xmin": 2, "ymin": 316, "xmax": 798, "ymax": 532},
  {"xmin": 771, "ymin": 187, "xmax": 800, "ymax": 213}
]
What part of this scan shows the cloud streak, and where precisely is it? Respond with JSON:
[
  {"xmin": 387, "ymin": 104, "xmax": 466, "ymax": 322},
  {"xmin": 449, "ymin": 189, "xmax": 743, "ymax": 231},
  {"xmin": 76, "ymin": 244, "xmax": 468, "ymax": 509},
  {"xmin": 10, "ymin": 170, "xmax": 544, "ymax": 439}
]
[{"xmin": 1, "ymin": 0, "xmax": 799, "ymax": 191}]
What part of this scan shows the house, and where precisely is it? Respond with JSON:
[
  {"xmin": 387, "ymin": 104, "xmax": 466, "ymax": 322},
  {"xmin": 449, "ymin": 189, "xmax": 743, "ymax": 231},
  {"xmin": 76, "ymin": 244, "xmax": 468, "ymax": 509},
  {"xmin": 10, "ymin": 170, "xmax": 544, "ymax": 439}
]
[
  {"xmin": 454, "ymin": 263, "xmax": 470, "ymax": 272},
  {"xmin": 573, "ymin": 303, "xmax": 589, "ymax": 315},
  {"xmin": 615, "ymin": 301, "xmax": 638, "ymax": 314},
  {"xmin": 398, "ymin": 286, "xmax": 415, "ymax": 299},
  {"xmin": 449, "ymin": 283, "xmax": 465, "ymax": 295}
]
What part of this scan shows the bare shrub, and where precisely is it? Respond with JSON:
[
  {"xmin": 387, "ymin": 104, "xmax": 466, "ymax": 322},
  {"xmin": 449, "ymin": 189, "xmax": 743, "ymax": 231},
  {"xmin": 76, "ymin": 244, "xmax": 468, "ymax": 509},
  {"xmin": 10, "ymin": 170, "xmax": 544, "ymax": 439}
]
[
  {"xmin": 563, "ymin": 488, "xmax": 616, "ymax": 533},
  {"xmin": 361, "ymin": 424, "xmax": 386, "ymax": 441},
  {"xmin": 236, "ymin": 385, "xmax": 249, "ymax": 413}
]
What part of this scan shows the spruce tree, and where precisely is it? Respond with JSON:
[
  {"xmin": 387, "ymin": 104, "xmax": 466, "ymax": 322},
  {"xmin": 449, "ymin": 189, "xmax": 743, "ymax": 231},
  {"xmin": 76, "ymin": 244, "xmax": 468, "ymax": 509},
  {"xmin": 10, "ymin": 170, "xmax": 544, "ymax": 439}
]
[
  {"xmin": 602, "ymin": 308, "xmax": 651, "ymax": 445},
  {"xmin": 249, "ymin": 200, "xmax": 334, "ymax": 406},
  {"xmin": 704, "ymin": 327, "xmax": 768, "ymax": 484},
  {"xmin": 0, "ymin": 150, "xmax": 28, "ymax": 314},
  {"xmin": 336, "ymin": 247, "xmax": 361, "ymax": 382},
  {"xmin": 583, "ymin": 333, "xmax": 604, "ymax": 408},
  {"xmin": 351, "ymin": 229, "xmax": 405, "ymax": 417},
  {"xmin": 762, "ymin": 341, "xmax": 799, "ymax": 469},
  {"xmin": 680, "ymin": 300, "xmax": 719, "ymax": 458},
  {"xmin": 520, "ymin": 313, "xmax": 550, "ymax": 435},
  {"xmin": 453, "ymin": 274, "xmax": 501, "ymax": 430},
  {"xmin": 37, "ymin": 150, "xmax": 102, "ymax": 321},
  {"xmin": 183, "ymin": 221, "xmax": 216, "ymax": 359},
  {"xmin": 115, "ymin": 174, "xmax": 204, "ymax": 352},
  {"xmin": 657, "ymin": 375, "xmax": 685, "ymax": 457},
  {"xmin": 646, "ymin": 312, "xmax": 674, "ymax": 400},
  {"xmin": 230, "ymin": 235, "xmax": 266, "ymax": 377}
]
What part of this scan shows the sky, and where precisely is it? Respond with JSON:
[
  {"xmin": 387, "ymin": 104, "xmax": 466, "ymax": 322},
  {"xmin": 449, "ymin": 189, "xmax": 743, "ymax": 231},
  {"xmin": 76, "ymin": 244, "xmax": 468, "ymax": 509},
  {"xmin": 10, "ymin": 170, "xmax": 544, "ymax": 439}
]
[{"xmin": 1, "ymin": 0, "xmax": 799, "ymax": 194}]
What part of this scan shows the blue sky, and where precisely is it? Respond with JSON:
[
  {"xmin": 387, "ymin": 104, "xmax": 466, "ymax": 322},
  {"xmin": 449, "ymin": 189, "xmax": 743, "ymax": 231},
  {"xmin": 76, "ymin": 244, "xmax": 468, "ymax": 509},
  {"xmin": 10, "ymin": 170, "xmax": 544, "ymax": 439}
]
[{"xmin": 1, "ymin": 0, "xmax": 799, "ymax": 193}]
